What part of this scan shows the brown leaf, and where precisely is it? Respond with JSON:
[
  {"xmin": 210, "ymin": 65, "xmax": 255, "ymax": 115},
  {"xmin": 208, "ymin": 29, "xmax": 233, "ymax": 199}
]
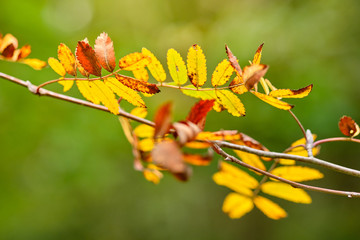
[
  {"xmin": 173, "ymin": 121, "xmax": 201, "ymax": 145},
  {"xmin": 95, "ymin": 32, "xmax": 116, "ymax": 72},
  {"xmin": 153, "ymin": 102, "xmax": 172, "ymax": 138},
  {"xmin": 152, "ymin": 140, "xmax": 191, "ymax": 181},
  {"xmin": 76, "ymin": 39, "xmax": 102, "ymax": 76},
  {"xmin": 339, "ymin": 116, "xmax": 360, "ymax": 137},
  {"xmin": 244, "ymin": 64, "xmax": 269, "ymax": 90},
  {"xmin": 186, "ymin": 99, "xmax": 215, "ymax": 130},
  {"xmin": 115, "ymin": 74, "xmax": 160, "ymax": 94},
  {"xmin": 225, "ymin": 45, "xmax": 242, "ymax": 76},
  {"xmin": 1, "ymin": 44, "xmax": 15, "ymax": 58}
]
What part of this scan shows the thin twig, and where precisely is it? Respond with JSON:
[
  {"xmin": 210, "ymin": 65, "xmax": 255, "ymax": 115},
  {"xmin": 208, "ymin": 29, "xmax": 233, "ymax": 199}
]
[
  {"xmin": 212, "ymin": 143, "xmax": 360, "ymax": 198},
  {"xmin": 288, "ymin": 109, "xmax": 306, "ymax": 138},
  {"xmin": 0, "ymin": 72, "xmax": 154, "ymax": 126},
  {"xmin": 314, "ymin": 137, "xmax": 360, "ymax": 147},
  {"xmin": 213, "ymin": 140, "xmax": 360, "ymax": 178}
]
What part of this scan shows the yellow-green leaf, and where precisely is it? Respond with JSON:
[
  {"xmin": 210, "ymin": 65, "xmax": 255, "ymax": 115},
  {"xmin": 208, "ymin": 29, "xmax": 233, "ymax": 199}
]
[
  {"xmin": 216, "ymin": 90, "xmax": 246, "ymax": 116},
  {"xmin": 261, "ymin": 182, "xmax": 312, "ymax": 204},
  {"xmin": 167, "ymin": 48, "xmax": 187, "ymax": 86},
  {"xmin": 187, "ymin": 44, "xmax": 207, "ymax": 87},
  {"xmin": 269, "ymin": 84, "xmax": 313, "ymax": 99},
  {"xmin": 253, "ymin": 195, "xmax": 287, "ymax": 220},
  {"xmin": 252, "ymin": 91, "xmax": 293, "ymax": 110},
  {"xmin": 142, "ymin": 47, "xmax": 166, "ymax": 82},
  {"xmin": 58, "ymin": 43, "xmax": 76, "ymax": 76},
  {"xmin": 104, "ymin": 77, "xmax": 146, "ymax": 108},
  {"xmin": 211, "ymin": 59, "xmax": 234, "ymax": 87},
  {"xmin": 48, "ymin": 57, "xmax": 66, "ymax": 76},
  {"xmin": 271, "ymin": 166, "xmax": 323, "ymax": 182},
  {"xmin": 181, "ymin": 85, "xmax": 216, "ymax": 100},
  {"xmin": 222, "ymin": 193, "xmax": 254, "ymax": 219}
]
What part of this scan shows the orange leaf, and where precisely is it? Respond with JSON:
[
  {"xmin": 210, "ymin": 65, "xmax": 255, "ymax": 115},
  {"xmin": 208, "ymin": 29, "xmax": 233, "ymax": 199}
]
[
  {"xmin": 339, "ymin": 116, "xmax": 360, "ymax": 137},
  {"xmin": 18, "ymin": 44, "xmax": 31, "ymax": 59},
  {"xmin": 58, "ymin": 43, "xmax": 76, "ymax": 76},
  {"xmin": 252, "ymin": 91, "xmax": 293, "ymax": 110},
  {"xmin": 153, "ymin": 102, "xmax": 172, "ymax": 138},
  {"xmin": 76, "ymin": 39, "xmax": 102, "ymax": 76},
  {"xmin": 225, "ymin": 45, "xmax": 242, "ymax": 77},
  {"xmin": 230, "ymin": 76, "xmax": 248, "ymax": 95},
  {"xmin": 183, "ymin": 153, "xmax": 212, "ymax": 166},
  {"xmin": 252, "ymin": 43, "xmax": 264, "ymax": 65},
  {"xmin": 152, "ymin": 140, "xmax": 191, "ymax": 181},
  {"xmin": 269, "ymin": 84, "xmax": 313, "ymax": 99},
  {"xmin": 115, "ymin": 74, "xmax": 160, "ymax": 94},
  {"xmin": 94, "ymin": 32, "xmax": 116, "ymax": 72},
  {"xmin": 243, "ymin": 64, "xmax": 269, "ymax": 90},
  {"xmin": 119, "ymin": 52, "xmax": 150, "ymax": 71},
  {"xmin": 186, "ymin": 99, "xmax": 215, "ymax": 130},
  {"xmin": 75, "ymin": 59, "xmax": 89, "ymax": 77}
]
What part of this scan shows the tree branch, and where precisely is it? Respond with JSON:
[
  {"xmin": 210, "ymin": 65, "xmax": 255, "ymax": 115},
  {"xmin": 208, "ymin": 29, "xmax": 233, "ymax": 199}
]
[{"xmin": 212, "ymin": 143, "xmax": 360, "ymax": 198}]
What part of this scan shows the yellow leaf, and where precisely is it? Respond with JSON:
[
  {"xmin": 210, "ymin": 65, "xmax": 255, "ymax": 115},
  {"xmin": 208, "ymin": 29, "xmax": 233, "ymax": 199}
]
[
  {"xmin": 88, "ymin": 80, "xmax": 119, "ymax": 114},
  {"xmin": 271, "ymin": 166, "xmax": 323, "ymax": 182},
  {"xmin": 195, "ymin": 131, "xmax": 241, "ymax": 141},
  {"xmin": 104, "ymin": 77, "xmax": 146, "ymax": 108},
  {"xmin": 261, "ymin": 182, "xmax": 312, "ymax": 204},
  {"xmin": 142, "ymin": 47, "xmax": 166, "ymax": 82},
  {"xmin": 253, "ymin": 196, "xmax": 287, "ymax": 220},
  {"xmin": 132, "ymin": 67, "xmax": 149, "ymax": 81},
  {"xmin": 269, "ymin": 84, "xmax": 313, "ymax": 99},
  {"xmin": 134, "ymin": 124, "xmax": 154, "ymax": 138},
  {"xmin": 138, "ymin": 138, "xmax": 155, "ymax": 152},
  {"xmin": 211, "ymin": 59, "xmax": 234, "ymax": 87},
  {"xmin": 215, "ymin": 161, "xmax": 258, "ymax": 189},
  {"xmin": 143, "ymin": 168, "xmax": 163, "ymax": 184},
  {"xmin": 48, "ymin": 57, "xmax": 66, "ymax": 76},
  {"xmin": 76, "ymin": 80, "xmax": 100, "ymax": 104},
  {"xmin": 185, "ymin": 141, "xmax": 211, "ymax": 149},
  {"xmin": 167, "ymin": 48, "xmax": 187, "ymax": 85},
  {"xmin": 187, "ymin": 44, "xmax": 207, "ymax": 87},
  {"xmin": 252, "ymin": 91, "xmax": 293, "ymax": 110},
  {"xmin": 58, "ymin": 43, "xmax": 76, "ymax": 76},
  {"xmin": 119, "ymin": 52, "xmax": 150, "ymax": 71},
  {"xmin": 233, "ymin": 150, "xmax": 266, "ymax": 173},
  {"xmin": 19, "ymin": 58, "xmax": 47, "ymax": 70},
  {"xmin": 59, "ymin": 80, "xmax": 74, "ymax": 92},
  {"xmin": 213, "ymin": 172, "xmax": 254, "ymax": 196},
  {"xmin": 222, "ymin": 193, "xmax": 254, "ymax": 219},
  {"xmin": 118, "ymin": 116, "xmax": 134, "ymax": 145},
  {"xmin": 213, "ymin": 101, "xmax": 224, "ymax": 112},
  {"xmin": 130, "ymin": 107, "xmax": 148, "ymax": 118},
  {"xmin": 181, "ymin": 85, "xmax": 216, "ymax": 100},
  {"xmin": 230, "ymin": 76, "xmax": 248, "ymax": 95},
  {"xmin": 216, "ymin": 90, "xmax": 246, "ymax": 117}
]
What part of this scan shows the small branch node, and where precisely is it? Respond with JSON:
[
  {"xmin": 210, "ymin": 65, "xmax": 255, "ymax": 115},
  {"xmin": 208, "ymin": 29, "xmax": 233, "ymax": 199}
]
[{"xmin": 306, "ymin": 129, "xmax": 314, "ymax": 157}]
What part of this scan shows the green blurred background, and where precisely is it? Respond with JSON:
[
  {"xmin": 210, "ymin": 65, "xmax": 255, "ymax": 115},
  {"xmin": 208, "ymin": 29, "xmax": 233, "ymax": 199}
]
[{"xmin": 1, "ymin": 0, "xmax": 360, "ymax": 239}]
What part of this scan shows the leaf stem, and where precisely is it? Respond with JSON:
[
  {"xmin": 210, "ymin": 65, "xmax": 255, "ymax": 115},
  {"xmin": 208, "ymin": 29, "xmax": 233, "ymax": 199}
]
[
  {"xmin": 313, "ymin": 137, "xmax": 360, "ymax": 147},
  {"xmin": 288, "ymin": 109, "xmax": 306, "ymax": 138}
]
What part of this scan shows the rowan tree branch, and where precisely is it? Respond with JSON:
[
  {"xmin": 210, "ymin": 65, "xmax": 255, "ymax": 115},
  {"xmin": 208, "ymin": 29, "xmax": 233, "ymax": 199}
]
[
  {"xmin": 1, "ymin": 71, "xmax": 360, "ymax": 182},
  {"xmin": 212, "ymin": 143, "xmax": 360, "ymax": 198}
]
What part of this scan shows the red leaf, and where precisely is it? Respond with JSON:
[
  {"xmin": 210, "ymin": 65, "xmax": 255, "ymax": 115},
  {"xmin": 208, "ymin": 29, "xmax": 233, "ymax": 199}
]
[
  {"xmin": 186, "ymin": 99, "xmax": 215, "ymax": 130},
  {"xmin": 153, "ymin": 102, "xmax": 172, "ymax": 138},
  {"xmin": 225, "ymin": 45, "xmax": 242, "ymax": 77},
  {"xmin": 339, "ymin": 116, "xmax": 360, "ymax": 137},
  {"xmin": 76, "ymin": 39, "xmax": 102, "ymax": 76},
  {"xmin": 94, "ymin": 32, "xmax": 116, "ymax": 72},
  {"xmin": 2, "ymin": 44, "xmax": 15, "ymax": 58}
]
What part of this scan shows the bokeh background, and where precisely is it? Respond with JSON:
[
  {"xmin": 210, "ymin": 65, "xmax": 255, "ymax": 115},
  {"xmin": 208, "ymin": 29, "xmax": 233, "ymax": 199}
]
[{"xmin": 1, "ymin": 0, "xmax": 360, "ymax": 239}]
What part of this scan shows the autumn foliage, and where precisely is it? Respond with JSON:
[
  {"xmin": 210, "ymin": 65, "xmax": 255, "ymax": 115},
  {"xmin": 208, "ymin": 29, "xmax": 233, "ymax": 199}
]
[{"xmin": 1, "ymin": 32, "xmax": 360, "ymax": 221}]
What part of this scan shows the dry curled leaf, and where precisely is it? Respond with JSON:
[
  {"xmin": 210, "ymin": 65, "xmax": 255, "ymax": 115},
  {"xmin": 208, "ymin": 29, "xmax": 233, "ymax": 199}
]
[
  {"xmin": 339, "ymin": 116, "xmax": 360, "ymax": 137},
  {"xmin": 225, "ymin": 45, "xmax": 242, "ymax": 77}
]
